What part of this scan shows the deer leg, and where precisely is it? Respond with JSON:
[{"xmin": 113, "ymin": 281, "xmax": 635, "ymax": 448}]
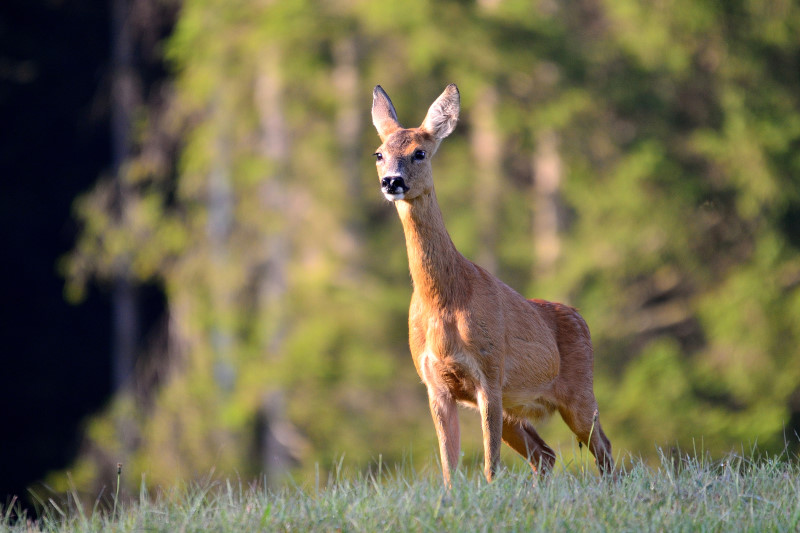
[
  {"xmin": 501, "ymin": 418, "xmax": 557, "ymax": 475},
  {"xmin": 587, "ymin": 421, "xmax": 614, "ymax": 476},
  {"xmin": 558, "ymin": 403, "xmax": 614, "ymax": 475},
  {"xmin": 427, "ymin": 388, "xmax": 460, "ymax": 487},
  {"xmin": 477, "ymin": 388, "xmax": 503, "ymax": 481}
]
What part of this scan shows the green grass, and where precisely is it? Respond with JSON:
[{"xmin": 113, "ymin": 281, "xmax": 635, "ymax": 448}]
[{"xmin": 4, "ymin": 451, "xmax": 800, "ymax": 532}]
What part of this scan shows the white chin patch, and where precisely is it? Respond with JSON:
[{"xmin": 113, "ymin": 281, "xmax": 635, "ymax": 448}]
[{"xmin": 383, "ymin": 191, "xmax": 406, "ymax": 202}]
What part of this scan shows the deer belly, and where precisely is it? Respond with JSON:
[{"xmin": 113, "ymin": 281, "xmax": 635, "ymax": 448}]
[{"xmin": 502, "ymin": 391, "xmax": 557, "ymax": 421}]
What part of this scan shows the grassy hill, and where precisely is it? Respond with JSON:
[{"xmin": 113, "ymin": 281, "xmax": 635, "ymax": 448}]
[{"xmin": 5, "ymin": 450, "xmax": 799, "ymax": 532}]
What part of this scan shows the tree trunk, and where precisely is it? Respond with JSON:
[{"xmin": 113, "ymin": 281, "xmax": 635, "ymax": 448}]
[
  {"xmin": 332, "ymin": 36, "xmax": 362, "ymax": 204},
  {"xmin": 470, "ymin": 85, "xmax": 502, "ymax": 275},
  {"xmin": 254, "ymin": 48, "xmax": 290, "ymax": 356},
  {"xmin": 332, "ymin": 35, "xmax": 365, "ymax": 279},
  {"xmin": 532, "ymin": 130, "xmax": 562, "ymax": 279},
  {"xmin": 110, "ymin": 0, "xmax": 138, "ymax": 392},
  {"xmin": 207, "ymin": 91, "xmax": 236, "ymax": 391},
  {"xmin": 253, "ymin": 47, "xmax": 294, "ymax": 483}
]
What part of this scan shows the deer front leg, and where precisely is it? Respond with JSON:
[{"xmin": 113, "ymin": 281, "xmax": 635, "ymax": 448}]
[
  {"xmin": 427, "ymin": 387, "xmax": 460, "ymax": 487},
  {"xmin": 477, "ymin": 387, "xmax": 503, "ymax": 481}
]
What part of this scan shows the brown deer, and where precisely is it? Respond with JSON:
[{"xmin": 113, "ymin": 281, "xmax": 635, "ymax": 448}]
[{"xmin": 371, "ymin": 84, "xmax": 614, "ymax": 485}]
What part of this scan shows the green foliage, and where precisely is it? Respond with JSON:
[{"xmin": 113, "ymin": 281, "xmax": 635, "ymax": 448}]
[{"xmin": 56, "ymin": 0, "xmax": 800, "ymax": 500}]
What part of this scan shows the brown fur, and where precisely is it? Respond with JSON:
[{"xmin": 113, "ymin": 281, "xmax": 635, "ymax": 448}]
[{"xmin": 371, "ymin": 84, "xmax": 613, "ymax": 485}]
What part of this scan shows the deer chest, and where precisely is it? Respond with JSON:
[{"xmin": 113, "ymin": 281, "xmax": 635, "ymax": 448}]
[
  {"xmin": 413, "ymin": 315, "xmax": 487, "ymax": 403},
  {"xmin": 418, "ymin": 349, "xmax": 480, "ymax": 404}
]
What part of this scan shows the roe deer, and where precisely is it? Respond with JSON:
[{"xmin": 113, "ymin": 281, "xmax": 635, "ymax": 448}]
[{"xmin": 371, "ymin": 84, "xmax": 614, "ymax": 485}]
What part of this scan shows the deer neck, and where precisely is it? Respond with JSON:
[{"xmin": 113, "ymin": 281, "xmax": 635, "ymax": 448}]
[{"xmin": 395, "ymin": 189, "xmax": 468, "ymax": 307}]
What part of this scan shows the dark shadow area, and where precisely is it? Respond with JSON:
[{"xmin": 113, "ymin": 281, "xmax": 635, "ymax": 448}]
[{"xmin": 0, "ymin": 0, "xmax": 112, "ymax": 507}]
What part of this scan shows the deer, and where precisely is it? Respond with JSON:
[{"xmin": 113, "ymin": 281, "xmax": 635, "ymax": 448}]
[{"xmin": 371, "ymin": 84, "xmax": 614, "ymax": 486}]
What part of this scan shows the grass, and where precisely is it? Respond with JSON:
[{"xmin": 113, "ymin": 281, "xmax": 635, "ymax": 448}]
[{"xmin": 3, "ymin": 450, "xmax": 800, "ymax": 532}]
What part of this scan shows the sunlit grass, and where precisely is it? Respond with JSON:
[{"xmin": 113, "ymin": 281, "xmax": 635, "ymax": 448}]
[{"xmin": 4, "ymin": 450, "xmax": 800, "ymax": 532}]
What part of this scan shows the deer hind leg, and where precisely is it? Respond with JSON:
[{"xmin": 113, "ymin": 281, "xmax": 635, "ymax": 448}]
[
  {"xmin": 502, "ymin": 418, "xmax": 556, "ymax": 475},
  {"xmin": 558, "ymin": 401, "xmax": 614, "ymax": 475}
]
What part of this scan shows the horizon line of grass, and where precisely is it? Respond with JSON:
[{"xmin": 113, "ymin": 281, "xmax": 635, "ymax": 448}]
[{"xmin": 3, "ymin": 447, "xmax": 800, "ymax": 532}]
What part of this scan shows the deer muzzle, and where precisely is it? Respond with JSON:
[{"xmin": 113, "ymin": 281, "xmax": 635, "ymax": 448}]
[{"xmin": 381, "ymin": 176, "xmax": 409, "ymax": 200}]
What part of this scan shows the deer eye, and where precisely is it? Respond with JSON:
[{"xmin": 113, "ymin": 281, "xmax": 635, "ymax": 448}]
[
  {"xmin": 413, "ymin": 150, "xmax": 426, "ymax": 161},
  {"xmin": 373, "ymin": 152, "xmax": 383, "ymax": 162}
]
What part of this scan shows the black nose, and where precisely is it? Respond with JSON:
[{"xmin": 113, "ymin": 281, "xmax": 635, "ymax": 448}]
[{"xmin": 381, "ymin": 176, "xmax": 408, "ymax": 193}]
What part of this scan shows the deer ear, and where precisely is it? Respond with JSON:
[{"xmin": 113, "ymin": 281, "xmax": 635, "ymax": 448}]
[
  {"xmin": 421, "ymin": 84, "xmax": 460, "ymax": 140},
  {"xmin": 372, "ymin": 85, "xmax": 401, "ymax": 141}
]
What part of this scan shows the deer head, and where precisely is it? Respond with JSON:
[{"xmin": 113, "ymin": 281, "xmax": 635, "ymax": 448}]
[{"xmin": 371, "ymin": 84, "xmax": 460, "ymax": 202}]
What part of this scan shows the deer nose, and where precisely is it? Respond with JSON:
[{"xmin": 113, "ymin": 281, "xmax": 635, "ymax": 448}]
[{"xmin": 381, "ymin": 176, "xmax": 408, "ymax": 193}]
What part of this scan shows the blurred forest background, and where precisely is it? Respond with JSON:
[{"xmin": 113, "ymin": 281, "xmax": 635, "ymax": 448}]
[{"xmin": 3, "ymin": 0, "xmax": 800, "ymax": 505}]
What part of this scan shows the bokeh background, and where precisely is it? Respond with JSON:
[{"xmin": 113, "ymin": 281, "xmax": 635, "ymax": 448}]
[{"xmin": 3, "ymin": 0, "xmax": 800, "ymax": 507}]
